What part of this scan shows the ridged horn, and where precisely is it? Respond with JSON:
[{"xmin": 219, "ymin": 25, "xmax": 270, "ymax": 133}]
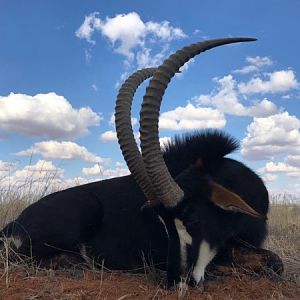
[
  {"xmin": 115, "ymin": 68, "xmax": 158, "ymax": 204},
  {"xmin": 140, "ymin": 37, "xmax": 256, "ymax": 207}
]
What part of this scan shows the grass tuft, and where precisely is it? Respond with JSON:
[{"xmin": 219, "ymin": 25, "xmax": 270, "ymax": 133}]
[{"xmin": 265, "ymin": 197, "xmax": 300, "ymax": 286}]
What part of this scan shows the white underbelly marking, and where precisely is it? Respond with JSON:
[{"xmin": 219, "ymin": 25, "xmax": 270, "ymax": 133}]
[{"xmin": 192, "ymin": 240, "xmax": 217, "ymax": 284}]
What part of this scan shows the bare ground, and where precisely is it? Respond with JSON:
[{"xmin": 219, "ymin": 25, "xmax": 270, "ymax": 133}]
[{"xmin": 1, "ymin": 266, "xmax": 300, "ymax": 300}]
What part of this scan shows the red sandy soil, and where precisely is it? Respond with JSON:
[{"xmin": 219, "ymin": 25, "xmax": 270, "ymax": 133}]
[{"xmin": 1, "ymin": 268, "xmax": 300, "ymax": 300}]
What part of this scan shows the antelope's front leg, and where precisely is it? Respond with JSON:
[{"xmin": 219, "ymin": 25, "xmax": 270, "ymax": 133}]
[
  {"xmin": 191, "ymin": 239, "xmax": 217, "ymax": 285},
  {"xmin": 166, "ymin": 218, "xmax": 193, "ymax": 288},
  {"xmin": 166, "ymin": 221, "xmax": 182, "ymax": 288}
]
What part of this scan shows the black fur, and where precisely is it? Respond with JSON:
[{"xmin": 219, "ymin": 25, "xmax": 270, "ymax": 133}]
[
  {"xmin": 0, "ymin": 131, "xmax": 269, "ymax": 285},
  {"xmin": 163, "ymin": 130, "xmax": 239, "ymax": 176}
]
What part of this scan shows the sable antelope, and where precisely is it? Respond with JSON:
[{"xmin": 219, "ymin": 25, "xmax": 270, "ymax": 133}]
[{"xmin": 1, "ymin": 38, "xmax": 268, "ymax": 287}]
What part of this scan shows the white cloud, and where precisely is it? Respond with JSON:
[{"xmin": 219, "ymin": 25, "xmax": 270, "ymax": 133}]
[
  {"xmin": 159, "ymin": 137, "xmax": 171, "ymax": 150},
  {"xmin": 195, "ymin": 75, "xmax": 278, "ymax": 117},
  {"xmin": 285, "ymin": 155, "xmax": 300, "ymax": 168},
  {"xmin": 85, "ymin": 49, "xmax": 92, "ymax": 62},
  {"xmin": 0, "ymin": 93, "xmax": 100, "ymax": 139},
  {"xmin": 136, "ymin": 45, "xmax": 169, "ymax": 69},
  {"xmin": 114, "ymin": 71, "xmax": 130, "ymax": 89},
  {"xmin": 246, "ymin": 56, "xmax": 273, "ymax": 67},
  {"xmin": 176, "ymin": 58, "xmax": 195, "ymax": 78},
  {"xmin": 82, "ymin": 164, "xmax": 130, "ymax": 180},
  {"xmin": 0, "ymin": 160, "xmax": 18, "ymax": 177},
  {"xmin": 59, "ymin": 177, "xmax": 91, "ymax": 188},
  {"xmin": 246, "ymin": 99, "xmax": 279, "ymax": 117},
  {"xmin": 82, "ymin": 164, "xmax": 129, "ymax": 179},
  {"xmin": 233, "ymin": 56, "xmax": 273, "ymax": 74},
  {"xmin": 238, "ymin": 70, "xmax": 299, "ymax": 94},
  {"xmin": 241, "ymin": 112, "xmax": 300, "ymax": 160},
  {"xmin": 258, "ymin": 161, "xmax": 300, "ymax": 179},
  {"xmin": 159, "ymin": 103, "xmax": 226, "ymax": 131},
  {"xmin": 76, "ymin": 12, "xmax": 187, "ymax": 88},
  {"xmin": 261, "ymin": 173, "xmax": 278, "ymax": 183},
  {"xmin": 145, "ymin": 20, "xmax": 186, "ymax": 41},
  {"xmin": 16, "ymin": 141, "xmax": 105, "ymax": 163},
  {"xmin": 259, "ymin": 161, "xmax": 299, "ymax": 174},
  {"xmin": 82, "ymin": 164, "xmax": 103, "ymax": 176},
  {"xmin": 75, "ymin": 12, "xmax": 102, "ymax": 45},
  {"xmin": 76, "ymin": 12, "xmax": 186, "ymax": 65},
  {"xmin": 101, "ymin": 167, "xmax": 130, "ymax": 179},
  {"xmin": 233, "ymin": 65, "xmax": 259, "ymax": 75},
  {"xmin": 96, "ymin": 12, "xmax": 146, "ymax": 60},
  {"xmin": 100, "ymin": 130, "xmax": 117, "ymax": 142},
  {"xmin": 131, "ymin": 117, "xmax": 138, "ymax": 127},
  {"xmin": 115, "ymin": 161, "xmax": 124, "ymax": 168},
  {"xmin": 134, "ymin": 131, "xmax": 140, "ymax": 140},
  {"xmin": 91, "ymin": 84, "xmax": 98, "ymax": 92}
]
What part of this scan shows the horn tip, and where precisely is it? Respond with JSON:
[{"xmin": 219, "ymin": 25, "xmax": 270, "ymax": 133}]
[{"xmin": 241, "ymin": 37, "xmax": 257, "ymax": 42}]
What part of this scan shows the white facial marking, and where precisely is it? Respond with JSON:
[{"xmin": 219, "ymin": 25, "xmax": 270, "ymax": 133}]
[
  {"xmin": 192, "ymin": 240, "xmax": 217, "ymax": 284},
  {"xmin": 174, "ymin": 218, "xmax": 192, "ymax": 245},
  {"xmin": 174, "ymin": 218, "xmax": 192, "ymax": 274},
  {"xmin": 158, "ymin": 216, "xmax": 169, "ymax": 237}
]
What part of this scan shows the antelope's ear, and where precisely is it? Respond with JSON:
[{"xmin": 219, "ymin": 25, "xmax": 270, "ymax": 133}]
[{"xmin": 210, "ymin": 182, "xmax": 263, "ymax": 218}]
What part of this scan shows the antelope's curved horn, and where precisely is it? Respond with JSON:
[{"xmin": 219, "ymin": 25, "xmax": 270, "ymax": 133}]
[
  {"xmin": 115, "ymin": 68, "xmax": 158, "ymax": 204},
  {"xmin": 140, "ymin": 38, "xmax": 256, "ymax": 207}
]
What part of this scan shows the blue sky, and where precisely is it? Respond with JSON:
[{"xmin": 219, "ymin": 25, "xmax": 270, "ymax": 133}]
[{"xmin": 1, "ymin": 1, "xmax": 300, "ymax": 196}]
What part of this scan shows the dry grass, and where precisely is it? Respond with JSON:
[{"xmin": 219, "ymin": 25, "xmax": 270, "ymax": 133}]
[
  {"xmin": 0, "ymin": 193, "xmax": 32, "ymax": 230},
  {"xmin": 265, "ymin": 197, "xmax": 300, "ymax": 285},
  {"xmin": 0, "ymin": 167, "xmax": 60, "ymax": 229}
]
